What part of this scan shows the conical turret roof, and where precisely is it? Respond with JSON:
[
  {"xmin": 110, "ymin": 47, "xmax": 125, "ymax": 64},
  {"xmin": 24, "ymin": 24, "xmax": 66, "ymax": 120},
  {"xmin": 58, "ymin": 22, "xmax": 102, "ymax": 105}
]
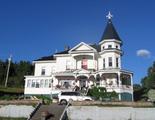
[{"xmin": 100, "ymin": 19, "xmax": 121, "ymax": 42}]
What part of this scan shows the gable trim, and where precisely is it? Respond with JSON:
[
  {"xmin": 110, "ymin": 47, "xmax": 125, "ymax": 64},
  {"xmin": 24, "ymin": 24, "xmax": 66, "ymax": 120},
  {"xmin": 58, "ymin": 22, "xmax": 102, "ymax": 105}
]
[{"xmin": 69, "ymin": 42, "xmax": 97, "ymax": 53}]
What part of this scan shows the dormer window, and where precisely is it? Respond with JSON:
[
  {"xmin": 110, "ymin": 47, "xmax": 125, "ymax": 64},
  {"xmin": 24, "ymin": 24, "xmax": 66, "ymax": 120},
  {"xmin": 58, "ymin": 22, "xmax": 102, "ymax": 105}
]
[{"xmin": 108, "ymin": 45, "xmax": 112, "ymax": 48}]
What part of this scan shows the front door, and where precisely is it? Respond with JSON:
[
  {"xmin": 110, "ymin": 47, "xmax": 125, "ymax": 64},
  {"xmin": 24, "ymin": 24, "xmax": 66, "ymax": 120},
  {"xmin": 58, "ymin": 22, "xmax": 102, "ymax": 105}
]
[
  {"xmin": 80, "ymin": 79, "xmax": 86, "ymax": 90},
  {"xmin": 77, "ymin": 75, "xmax": 88, "ymax": 90}
]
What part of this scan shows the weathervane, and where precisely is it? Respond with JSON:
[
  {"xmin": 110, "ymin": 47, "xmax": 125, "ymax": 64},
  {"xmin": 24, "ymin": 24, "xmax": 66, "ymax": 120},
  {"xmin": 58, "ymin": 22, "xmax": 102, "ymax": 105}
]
[{"xmin": 106, "ymin": 11, "xmax": 113, "ymax": 20}]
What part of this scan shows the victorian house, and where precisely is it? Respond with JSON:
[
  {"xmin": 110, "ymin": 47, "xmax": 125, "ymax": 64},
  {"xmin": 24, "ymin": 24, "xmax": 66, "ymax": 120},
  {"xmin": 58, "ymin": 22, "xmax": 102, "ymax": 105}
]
[{"xmin": 24, "ymin": 12, "xmax": 133, "ymax": 101}]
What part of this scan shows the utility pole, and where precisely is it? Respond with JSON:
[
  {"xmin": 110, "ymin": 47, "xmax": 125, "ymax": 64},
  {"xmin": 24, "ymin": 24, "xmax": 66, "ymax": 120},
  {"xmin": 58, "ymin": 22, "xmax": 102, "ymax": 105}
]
[{"xmin": 5, "ymin": 55, "xmax": 12, "ymax": 87}]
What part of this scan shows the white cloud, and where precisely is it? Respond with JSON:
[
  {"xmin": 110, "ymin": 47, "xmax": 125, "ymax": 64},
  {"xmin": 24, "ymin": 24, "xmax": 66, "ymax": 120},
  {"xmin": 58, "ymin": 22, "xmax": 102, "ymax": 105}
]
[{"xmin": 136, "ymin": 49, "xmax": 151, "ymax": 58}]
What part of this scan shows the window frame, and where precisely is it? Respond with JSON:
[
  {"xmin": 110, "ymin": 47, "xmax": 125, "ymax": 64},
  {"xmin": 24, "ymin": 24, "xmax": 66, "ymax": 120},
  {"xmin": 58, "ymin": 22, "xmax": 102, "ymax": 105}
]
[{"xmin": 108, "ymin": 57, "xmax": 113, "ymax": 67}]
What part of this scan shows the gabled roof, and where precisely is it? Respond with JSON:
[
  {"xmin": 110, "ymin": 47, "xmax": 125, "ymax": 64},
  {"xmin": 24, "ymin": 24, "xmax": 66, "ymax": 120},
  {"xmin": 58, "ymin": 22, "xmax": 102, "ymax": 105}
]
[
  {"xmin": 100, "ymin": 19, "xmax": 121, "ymax": 42},
  {"xmin": 34, "ymin": 55, "xmax": 55, "ymax": 61},
  {"xmin": 69, "ymin": 42, "xmax": 97, "ymax": 53}
]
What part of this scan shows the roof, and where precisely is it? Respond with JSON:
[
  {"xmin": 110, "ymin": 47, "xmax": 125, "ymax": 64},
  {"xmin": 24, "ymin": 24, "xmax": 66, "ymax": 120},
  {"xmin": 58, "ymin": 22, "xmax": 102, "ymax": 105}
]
[
  {"xmin": 55, "ymin": 49, "xmax": 69, "ymax": 54},
  {"xmin": 100, "ymin": 19, "xmax": 121, "ymax": 42},
  {"xmin": 34, "ymin": 55, "xmax": 55, "ymax": 61},
  {"xmin": 34, "ymin": 49, "xmax": 70, "ymax": 61},
  {"xmin": 90, "ymin": 44, "xmax": 101, "ymax": 52}
]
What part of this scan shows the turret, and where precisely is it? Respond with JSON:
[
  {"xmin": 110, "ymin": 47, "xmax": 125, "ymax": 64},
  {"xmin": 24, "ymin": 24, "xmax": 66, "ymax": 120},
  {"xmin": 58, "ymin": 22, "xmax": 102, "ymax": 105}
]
[{"xmin": 99, "ymin": 12, "xmax": 122, "ymax": 69}]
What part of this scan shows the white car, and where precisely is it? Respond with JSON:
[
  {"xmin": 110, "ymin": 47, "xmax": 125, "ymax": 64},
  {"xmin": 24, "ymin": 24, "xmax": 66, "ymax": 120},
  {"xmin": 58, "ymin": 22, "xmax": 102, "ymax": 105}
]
[{"xmin": 58, "ymin": 91, "xmax": 92, "ymax": 105}]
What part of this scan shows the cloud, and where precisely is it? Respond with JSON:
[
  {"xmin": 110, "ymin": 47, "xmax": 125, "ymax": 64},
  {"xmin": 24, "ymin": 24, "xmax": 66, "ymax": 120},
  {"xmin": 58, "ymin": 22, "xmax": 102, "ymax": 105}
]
[{"xmin": 136, "ymin": 49, "xmax": 151, "ymax": 58}]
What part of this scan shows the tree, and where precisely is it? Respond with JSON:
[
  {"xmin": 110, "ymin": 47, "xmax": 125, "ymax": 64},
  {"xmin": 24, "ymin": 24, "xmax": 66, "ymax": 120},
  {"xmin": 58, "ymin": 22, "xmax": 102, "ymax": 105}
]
[
  {"xmin": 0, "ymin": 59, "xmax": 34, "ymax": 88},
  {"xmin": 133, "ymin": 84, "xmax": 149, "ymax": 101},
  {"xmin": 141, "ymin": 61, "xmax": 155, "ymax": 89},
  {"xmin": 0, "ymin": 60, "xmax": 7, "ymax": 85}
]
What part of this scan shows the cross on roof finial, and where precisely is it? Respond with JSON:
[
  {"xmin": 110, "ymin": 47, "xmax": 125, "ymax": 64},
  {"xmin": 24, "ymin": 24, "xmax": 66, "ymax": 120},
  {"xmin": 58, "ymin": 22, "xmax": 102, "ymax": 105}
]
[{"xmin": 106, "ymin": 11, "xmax": 113, "ymax": 20}]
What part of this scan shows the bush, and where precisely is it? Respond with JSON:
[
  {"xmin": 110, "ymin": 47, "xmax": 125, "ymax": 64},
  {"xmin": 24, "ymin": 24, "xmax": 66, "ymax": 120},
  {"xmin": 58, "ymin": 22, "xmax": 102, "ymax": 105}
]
[
  {"xmin": 87, "ymin": 87, "xmax": 118, "ymax": 101},
  {"xmin": 35, "ymin": 95, "xmax": 52, "ymax": 105}
]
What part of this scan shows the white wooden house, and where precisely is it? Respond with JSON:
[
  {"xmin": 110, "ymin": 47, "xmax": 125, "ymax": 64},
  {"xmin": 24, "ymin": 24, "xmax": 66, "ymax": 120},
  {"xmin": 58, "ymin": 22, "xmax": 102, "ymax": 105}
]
[{"xmin": 24, "ymin": 12, "xmax": 133, "ymax": 101}]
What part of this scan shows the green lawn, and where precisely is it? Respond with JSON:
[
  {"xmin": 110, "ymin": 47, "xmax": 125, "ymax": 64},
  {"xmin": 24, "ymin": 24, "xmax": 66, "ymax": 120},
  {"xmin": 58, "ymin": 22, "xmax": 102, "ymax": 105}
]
[
  {"xmin": 0, "ymin": 117, "xmax": 26, "ymax": 120},
  {"xmin": 0, "ymin": 86, "xmax": 24, "ymax": 93},
  {"xmin": 0, "ymin": 86, "xmax": 24, "ymax": 100}
]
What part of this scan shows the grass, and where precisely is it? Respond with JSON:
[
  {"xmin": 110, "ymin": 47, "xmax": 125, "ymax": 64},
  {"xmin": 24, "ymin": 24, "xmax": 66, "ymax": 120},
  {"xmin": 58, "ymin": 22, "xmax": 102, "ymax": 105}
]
[
  {"xmin": 0, "ymin": 86, "xmax": 24, "ymax": 94},
  {"xmin": 0, "ymin": 86, "xmax": 24, "ymax": 100},
  {"xmin": 0, "ymin": 117, "xmax": 26, "ymax": 120}
]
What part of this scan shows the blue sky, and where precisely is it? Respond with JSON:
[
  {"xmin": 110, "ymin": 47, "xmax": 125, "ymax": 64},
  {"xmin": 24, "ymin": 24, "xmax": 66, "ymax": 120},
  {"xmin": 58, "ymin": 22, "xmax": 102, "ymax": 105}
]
[{"xmin": 0, "ymin": 0, "xmax": 155, "ymax": 84}]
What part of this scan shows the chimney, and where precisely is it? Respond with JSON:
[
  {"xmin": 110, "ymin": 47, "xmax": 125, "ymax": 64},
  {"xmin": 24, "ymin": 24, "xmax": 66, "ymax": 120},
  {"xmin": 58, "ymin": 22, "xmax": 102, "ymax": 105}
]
[{"xmin": 64, "ymin": 45, "xmax": 70, "ymax": 51}]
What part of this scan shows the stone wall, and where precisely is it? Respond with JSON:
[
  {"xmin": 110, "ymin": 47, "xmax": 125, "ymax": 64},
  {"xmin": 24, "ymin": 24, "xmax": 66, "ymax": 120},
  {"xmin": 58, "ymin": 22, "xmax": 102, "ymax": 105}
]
[
  {"xmin": 0, "ymin": 105, "xmax": 34, "ymax": 118},
  {"xmin": 71, "ymin": 101, "xmax": 154, "ymax": 107},
  {"xmin": 67, "ymin": 106, "xmax": 155, "ymax": 120}
]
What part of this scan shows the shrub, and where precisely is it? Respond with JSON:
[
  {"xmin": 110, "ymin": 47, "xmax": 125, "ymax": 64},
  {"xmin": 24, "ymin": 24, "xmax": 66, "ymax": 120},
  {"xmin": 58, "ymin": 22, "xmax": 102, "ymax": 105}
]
[
  {"xmin": 87, "ymin": 87, "xmax": 118, "ymax": 101},
  {"xmin": 35, "ymin": 95, "xmax": 52, "ymax": 105}
]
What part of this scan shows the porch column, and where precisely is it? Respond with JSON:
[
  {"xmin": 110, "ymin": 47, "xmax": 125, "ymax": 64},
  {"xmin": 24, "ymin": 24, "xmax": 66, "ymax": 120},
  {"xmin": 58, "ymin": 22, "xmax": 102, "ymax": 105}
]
[
  {"xmin": 25, "ymin": 79, "xmax": 27, "ymax": 88},
  {"xmin": 118, "ymin": 72, "xmax": 121, "ymax": 87},
  {"xmin": 118, "ymin": 93, "xmax": 121, "ymax": 101},
  {"xmin": 86, "ymin": 80, "xmax": 88, "ymax": 87},
  {"xmin": 76, "ymin": 59, "xmax": 77, "ymax": 69},
  {"xmin": 93, "ymin": 54, "xmax": 96, "ymax": 70},
  {"xmin": 130, "ymin": 74, "xmax": 134, "ymax": 101}
]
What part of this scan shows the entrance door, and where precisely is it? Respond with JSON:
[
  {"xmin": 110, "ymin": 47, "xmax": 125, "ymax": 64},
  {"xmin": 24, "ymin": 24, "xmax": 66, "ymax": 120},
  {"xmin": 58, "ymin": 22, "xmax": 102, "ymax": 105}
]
[
  {"xmin": 77, "ymin": 76, "xmax": 88, "ymax": 90},
  {"xmin": 79, "ymin": 79, "xmax": 87, "ymax": 90}
]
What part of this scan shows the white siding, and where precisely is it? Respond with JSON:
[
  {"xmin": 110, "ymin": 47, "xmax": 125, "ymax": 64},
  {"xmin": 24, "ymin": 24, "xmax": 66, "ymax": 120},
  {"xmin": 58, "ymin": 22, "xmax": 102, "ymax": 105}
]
[{"xmin": 34, "ymin": 62, "xmax": 56, "ymax": 76}]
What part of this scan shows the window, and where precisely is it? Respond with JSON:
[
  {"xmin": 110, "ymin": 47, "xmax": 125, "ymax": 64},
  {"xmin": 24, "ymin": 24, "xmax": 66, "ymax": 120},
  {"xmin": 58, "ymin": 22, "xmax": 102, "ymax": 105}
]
[
  {"xmin": 40, "ymin": 80, "xmax": 44, "ymax": 88},
  {"xmin": 96, "ymin": 76, "xmax": 100, "ymax": 86},
  {"xmin": 81, "ymin": 57, "xmax": 87, "ymax": 69},
  {"xmin": 61, "ymin": 92, "xmax": 80, "ymax": 96},
  {"xmin": 63, "ymin": 82, "xmax": 70, "ymax": 89},
  {"xmin": 36, "ymin": 80, "xmax": 40, "ymax": 88},
  {"xmin": 60, "ymin": 80, "xmax": 71, "ymax": 89},
  {"xmin": 103, "ymin": 46, "xmax": 105, "ymax": 49},
  {"xmin": 108, "ymin": 57, "xmax": 112, "ymax": 67},
  {"xmin": 49, "ymin": 79, "xmax": 52, "ymax": 87},
  {"xmin": 27, "ymin": 80, "xmax": 31, "ymax": 88},
  {"xmin": 116, "ymin": 58, "xmax": 119, "ymax": 67},
  {"xmin": 44, "ymin": 79, "xmax": 48, "ymax": 88},
  {"xmin": 41, "ymin": 68, "xmax": 45, "ymax": 75},
  {"xmin": 116, "ymin": 45, "xmax": 118, "ymax": 49},
  {"xmin": 32, "ymin": 80, "xmax": 35, "ymax": 88},
  {"xmin": 108, "ymin": 45, "xmax": 112, "ymax": 48},
  {"xmin": 103, "ymin": 58, "xmax": 105, "ymax": 68}
]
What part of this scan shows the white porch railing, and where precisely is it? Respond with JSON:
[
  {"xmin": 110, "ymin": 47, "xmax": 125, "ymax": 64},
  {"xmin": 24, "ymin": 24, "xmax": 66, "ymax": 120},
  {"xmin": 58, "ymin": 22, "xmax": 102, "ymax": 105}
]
[{"xmin": 99, "ymin": 84, "xmax": 133, "ymax": 90}]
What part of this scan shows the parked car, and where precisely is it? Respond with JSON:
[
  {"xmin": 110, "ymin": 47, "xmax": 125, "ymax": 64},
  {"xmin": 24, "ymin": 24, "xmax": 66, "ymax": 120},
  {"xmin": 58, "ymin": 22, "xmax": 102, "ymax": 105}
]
[{"xmin": 58, "ymin": 91, "xmax": 93, "ymax": 105}]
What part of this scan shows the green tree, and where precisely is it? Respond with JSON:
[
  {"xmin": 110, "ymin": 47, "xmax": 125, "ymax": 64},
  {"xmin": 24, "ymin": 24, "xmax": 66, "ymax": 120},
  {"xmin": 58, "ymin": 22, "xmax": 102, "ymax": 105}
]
[
  {"xmin": 0, "ymin": 59, "xmax": 34, "ymax": 88},
  {"xmin": 0, "ymin": 60, "xmax": 7, "ymax": 85},
  {"xmin": 141, "ymin": 61, "xmax": 155, "ymax": 89}
]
